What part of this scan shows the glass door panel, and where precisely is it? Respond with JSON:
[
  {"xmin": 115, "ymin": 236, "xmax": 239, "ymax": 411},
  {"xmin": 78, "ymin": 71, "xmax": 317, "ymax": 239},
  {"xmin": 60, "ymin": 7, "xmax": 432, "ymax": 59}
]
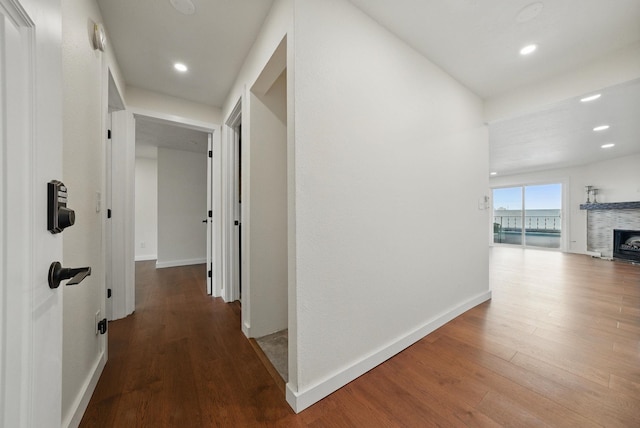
[
  {"xmin": 493, "ymin": 187, "xmax": 523, "ymax": 245},
  {"xmin": 524, "ymin": 184, "xmax": 562, "ymax": 249}
]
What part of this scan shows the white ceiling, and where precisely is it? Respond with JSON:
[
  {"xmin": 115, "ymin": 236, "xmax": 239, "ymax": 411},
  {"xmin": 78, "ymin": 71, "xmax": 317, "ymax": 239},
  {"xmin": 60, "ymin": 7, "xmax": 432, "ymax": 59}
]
[
  {"xmin": 99, "ymin": 0, "xmax": 640, "ymax": 173},
  {"xmin": 348, "ymin": 0, "xmax": 640, "ymax": 98},
  {"xmin": 490, "ymin": 78, "xmax": 640, "ymax": 175},
  {"xmin": 97, "ymin": 0, "xmax": 274, "ymax": 107}
]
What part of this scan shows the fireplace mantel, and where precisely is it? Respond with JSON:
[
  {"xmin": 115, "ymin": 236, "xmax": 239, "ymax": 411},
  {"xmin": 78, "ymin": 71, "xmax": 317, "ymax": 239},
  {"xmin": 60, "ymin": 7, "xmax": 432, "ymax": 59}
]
[{"xmin": 579, "ymin": 201, "xmax": 640, "ymax": 210}]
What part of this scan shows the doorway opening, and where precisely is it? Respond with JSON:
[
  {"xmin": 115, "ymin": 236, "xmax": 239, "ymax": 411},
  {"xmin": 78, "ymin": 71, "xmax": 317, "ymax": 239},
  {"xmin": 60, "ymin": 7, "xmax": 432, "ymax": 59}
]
[
  {"xmin": 223, "ymin": 37, "xmax": 290, "ymax": 384},
  {"xmin": 492, "ymin": 183, "xmax": 563, "ymax": 249},
  {"xmin": 133, "ymin": 115, "xmax": 214, "ymax": 292}
]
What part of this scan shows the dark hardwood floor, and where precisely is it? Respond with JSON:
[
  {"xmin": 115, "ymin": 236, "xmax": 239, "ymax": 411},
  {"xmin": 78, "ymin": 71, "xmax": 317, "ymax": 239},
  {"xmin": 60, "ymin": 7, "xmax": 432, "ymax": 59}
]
[{"xmin": 80, "ymin": 248, "xmax": 640, "ymax": 427}]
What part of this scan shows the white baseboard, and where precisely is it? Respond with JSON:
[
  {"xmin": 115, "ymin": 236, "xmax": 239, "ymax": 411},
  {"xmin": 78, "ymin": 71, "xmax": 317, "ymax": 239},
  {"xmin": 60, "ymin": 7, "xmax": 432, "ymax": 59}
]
[
  {"xmin": 63, "ymin": 350, "xmax": 107, "ymax": 428},
  {"xmin": 135, "ymin": 254, "xmax": 157, "ymax": 261},
  {"xmin": 286, "ymin": 290, "xmax": 492, "ymax": 413},
  {"xmin": 155, "ymin": 258, "xmax": 206, "ymax": 269}
]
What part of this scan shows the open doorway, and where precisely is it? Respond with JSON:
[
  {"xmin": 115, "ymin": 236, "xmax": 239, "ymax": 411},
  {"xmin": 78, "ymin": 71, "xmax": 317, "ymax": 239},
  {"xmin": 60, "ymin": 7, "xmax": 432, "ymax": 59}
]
[
  {"xmin": 134, "ymin": 116, "xmax": 213, "ymax": 285},
  {"xmin": 225, "ymin": 36, "xmax": 289, "ymax": 384}
]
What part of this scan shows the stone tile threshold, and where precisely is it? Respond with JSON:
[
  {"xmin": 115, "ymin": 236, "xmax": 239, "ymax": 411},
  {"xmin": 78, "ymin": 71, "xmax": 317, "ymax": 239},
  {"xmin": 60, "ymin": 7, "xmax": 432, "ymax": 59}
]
[{"xmin": 256, "ymin": 329, "xmax": 288, "ymax": 382}]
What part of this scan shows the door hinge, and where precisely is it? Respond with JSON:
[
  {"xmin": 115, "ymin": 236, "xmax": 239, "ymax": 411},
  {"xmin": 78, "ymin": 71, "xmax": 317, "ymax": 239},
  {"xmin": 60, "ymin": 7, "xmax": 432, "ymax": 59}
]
[
  {"xmin": 107, "ymin": 288, "xmax": 112, "ymax": 298},
  {"xmin": 208, "ymin": 270, "xmax": 212, "ymax": 278},
  {"xmin": 107, "ymin": 129, "xmax": 111, "ymax": 139},
  {"xmin": 208, "ymin": 150, "xmax": 212, "ymax": 158},
  {"xmin": 107, "ymin": 209, "xmax": 112, "ymax": 219},
  {"xmin": 208, "ymin": 210, "xmax": 212, "ymax": 218},
  {"xmin": 234, "ymin": 220, "xmax": 239, "ymax": 226}
]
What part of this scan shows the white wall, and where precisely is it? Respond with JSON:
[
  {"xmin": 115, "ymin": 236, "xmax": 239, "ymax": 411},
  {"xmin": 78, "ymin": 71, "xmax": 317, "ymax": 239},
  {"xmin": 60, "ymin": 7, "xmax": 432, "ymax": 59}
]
[
  {"xmin": 60, "ymin": 0, "xmax": 125, "ymax": 425},
  {"xmin": 490, "ymin": 153, "xmax": 640, "ymax": 254},
  {"xmin": 221, "ymin": 0, "xmax": 293, "ymax": 119},
  {"xmin": 246, "ymin": 70, "xmax": 288, "ymax": 338},
  {"xmin": 221, "ymin": 0, "xmax": 490, "ymax": 412},
  {"xmin": 135, "ymin": 156, "xmax": 158, "ymax": 260},
  {"xmin": 286, "ymin": 0, "xmax": 490, "ymax": 411},
  {"xmin": 157, "ymin": 148, "xmax": 208, "ymax": 267}
]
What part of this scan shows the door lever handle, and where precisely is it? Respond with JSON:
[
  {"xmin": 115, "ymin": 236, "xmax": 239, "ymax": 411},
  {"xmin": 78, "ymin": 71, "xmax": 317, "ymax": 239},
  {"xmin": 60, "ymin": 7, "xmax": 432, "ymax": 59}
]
[{"xmin": 48, "ymin": 261, "xmax": 91, "ymax": 289}]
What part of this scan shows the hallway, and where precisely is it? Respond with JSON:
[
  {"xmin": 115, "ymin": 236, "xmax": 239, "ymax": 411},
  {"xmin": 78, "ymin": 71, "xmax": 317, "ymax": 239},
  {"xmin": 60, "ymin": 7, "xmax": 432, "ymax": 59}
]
[
  {"xmin": 79, "ymin": 262, "xmax": 294, "ymax": 426},
  {"xmin": 81, "ymin": 251, "xmax": 640, "ymax": 426}
]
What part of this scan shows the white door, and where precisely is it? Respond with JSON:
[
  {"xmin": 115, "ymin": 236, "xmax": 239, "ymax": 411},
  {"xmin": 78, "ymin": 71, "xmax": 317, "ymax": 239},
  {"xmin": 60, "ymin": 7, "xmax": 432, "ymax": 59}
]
[
  {"xmin": 206, "ymin": 133, "xmax": 213, "ymax": 294},
  {"xmin": 0, "ymin": 0, "xmax": 64, "ymax": 426},
  {"xmin": 105, "ymin": 113, "xmax": 113, "ymax": 320}
]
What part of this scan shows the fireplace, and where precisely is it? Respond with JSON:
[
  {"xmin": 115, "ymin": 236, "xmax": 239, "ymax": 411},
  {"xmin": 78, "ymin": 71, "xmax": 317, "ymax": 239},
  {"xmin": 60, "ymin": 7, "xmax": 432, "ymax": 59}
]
[{"xmin": 613, "ymin": 229, "xmax": 640, "ymax": 263}]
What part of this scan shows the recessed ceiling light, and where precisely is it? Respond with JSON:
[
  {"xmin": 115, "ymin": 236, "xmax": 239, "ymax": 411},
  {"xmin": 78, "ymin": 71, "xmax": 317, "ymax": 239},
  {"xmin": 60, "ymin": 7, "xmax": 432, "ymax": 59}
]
[
  {"xmin": 601, "ymin": 143, "xmax": 615, "ymax": 149},
  {"xmin": 170, "ymin": 0, "xmax": 195, "ymax": 15},
  {"xmin": 174, "ymin": 62, "xmax": 188, "ymax": 72},
  {"xmin": 580, "ymin": 94, "xmax": 601, "ymax": 102},
  {"xmin": 520, "ymin": 44, "xmax": 537, "ymax": 55},
  {"xmin": 593, "ymin": 125, "xmax": 610, "ymax": 131},
  {"xmin": 490, "ymin": 172, "xmax": 497, "ymax": 176}
]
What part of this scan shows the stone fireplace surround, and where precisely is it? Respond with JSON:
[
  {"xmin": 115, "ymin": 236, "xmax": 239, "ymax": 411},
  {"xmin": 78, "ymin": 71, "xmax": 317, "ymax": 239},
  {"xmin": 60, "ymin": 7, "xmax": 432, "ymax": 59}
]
[{"xmin": 580, "ymin": 201, "xmax": 640, "ymax": 258}]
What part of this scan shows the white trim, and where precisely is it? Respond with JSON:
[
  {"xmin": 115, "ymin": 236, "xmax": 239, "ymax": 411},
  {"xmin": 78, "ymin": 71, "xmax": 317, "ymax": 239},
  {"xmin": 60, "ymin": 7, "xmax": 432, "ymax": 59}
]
[
  {"xmin": 155, "ymin": 258, "xmax": 207, "ymax": 269},
  {"xmin": 129, "ymin": 107, "xmax": 217, "ymax": 133},
  {"xmin": 212, "ymin": 127, "xmax": 224, "ymax": 298},
  {"xmin": 206, "ymin": 133, "xmax": 213, "ymax": 295},
  {"xmin": 2, "ymin": 1, "xmax": 64, "ymax": 425},
  {"xmin": 222, "ymin": 97, "xmax": 242, "ymax": 303},
  {"xmin": 62, "ymin": 351, "xmax": 106, "ymax": 428},
  {"xmin": 285, "ymin": 291, "xmax": 492, "ymax": 413},
  {"xmin": 134, "ymin": 255, "xmax": 157, "ymax": 262}
]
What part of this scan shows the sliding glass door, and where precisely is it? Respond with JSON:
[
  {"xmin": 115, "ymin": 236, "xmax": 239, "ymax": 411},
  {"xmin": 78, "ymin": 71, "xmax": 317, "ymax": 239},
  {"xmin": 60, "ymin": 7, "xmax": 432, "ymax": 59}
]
[{"xmin": 493, "ymin": 183, "xmax": 562, "ymax": 249}]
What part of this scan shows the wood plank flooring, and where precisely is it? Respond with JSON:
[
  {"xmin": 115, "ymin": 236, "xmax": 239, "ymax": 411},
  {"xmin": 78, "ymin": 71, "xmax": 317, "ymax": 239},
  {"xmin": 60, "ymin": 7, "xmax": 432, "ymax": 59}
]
[{"xmin": 80, "ymin": 248, "xmax": 640, "ymax": 427}]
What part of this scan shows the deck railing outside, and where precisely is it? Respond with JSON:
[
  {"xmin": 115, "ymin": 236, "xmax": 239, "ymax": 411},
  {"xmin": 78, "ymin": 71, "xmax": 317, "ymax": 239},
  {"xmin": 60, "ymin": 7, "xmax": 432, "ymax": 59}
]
[
  {"xmin": 493, "ymin": 215, "xmax": 561, "ymax": 232},
  {"xmin": 493, "ymin": 215, "xmax": 561, "ymax": 248}
]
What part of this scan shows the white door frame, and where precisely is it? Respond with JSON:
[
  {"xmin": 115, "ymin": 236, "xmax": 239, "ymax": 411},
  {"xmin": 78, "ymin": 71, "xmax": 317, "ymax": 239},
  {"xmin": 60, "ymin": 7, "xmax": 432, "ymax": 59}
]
[
  {"xmin": 206, "ymin": 133, "xmax": 213, "ymax": 295},
  {"xmin": 1, "ymin": 0, "xmax": 64, "ymax": 425},
  {"xmin": 104, "ymin": 69, "xmax": 125, "ymax": 321},
  {"xmin": 222, "ymin": 98, "xmax": 242, "ymax": 303},
  {"xmin": 128, "ymin": 108, "xmax": 221, "ymax": 297}
]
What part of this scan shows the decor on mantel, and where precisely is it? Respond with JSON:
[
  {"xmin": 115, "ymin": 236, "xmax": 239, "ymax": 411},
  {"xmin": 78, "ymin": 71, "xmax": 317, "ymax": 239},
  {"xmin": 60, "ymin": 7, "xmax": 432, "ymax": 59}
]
[{"xmin": 584, "ymin": 185, "xmax": 599, "ymax": 203}]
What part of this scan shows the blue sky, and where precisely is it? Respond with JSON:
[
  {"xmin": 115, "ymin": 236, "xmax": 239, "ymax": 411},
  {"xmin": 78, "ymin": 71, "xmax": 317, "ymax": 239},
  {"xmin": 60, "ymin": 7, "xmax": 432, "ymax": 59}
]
[{"xmin": 493, "ymin": 184, "xmax": 562, "ymax": 210}]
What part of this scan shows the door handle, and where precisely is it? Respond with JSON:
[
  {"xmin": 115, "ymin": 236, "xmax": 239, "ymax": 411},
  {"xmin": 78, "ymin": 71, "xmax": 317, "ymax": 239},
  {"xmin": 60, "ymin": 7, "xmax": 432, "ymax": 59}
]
[
  {"xmin": 202, "ymin": 219, "xmax": 207, "ymax": 223},
  {"xmin": 48, "ymin": 261, "xmax": 91, "ymax": 289}
]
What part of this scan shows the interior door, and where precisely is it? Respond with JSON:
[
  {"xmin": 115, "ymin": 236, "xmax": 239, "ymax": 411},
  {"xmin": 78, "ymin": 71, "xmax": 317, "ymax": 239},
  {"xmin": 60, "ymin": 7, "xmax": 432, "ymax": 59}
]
[
  {"xmin": 105, "ymin": 113, "xmax": 113, "ymax": 319},
  {"xmin": 0, "ymin": 0, "xmax": 64, "ymax": 426},
  {"xmin": 206, "ymin": 133, "xmax": 213, "ymax": 295}
]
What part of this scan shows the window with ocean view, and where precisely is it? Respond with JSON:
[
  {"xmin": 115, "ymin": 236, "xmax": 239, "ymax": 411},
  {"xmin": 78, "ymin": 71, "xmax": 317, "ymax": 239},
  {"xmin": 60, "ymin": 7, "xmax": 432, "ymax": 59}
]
[{"xmin": 493, "ymin": 184, "xmax": 562, "ymax": 249}]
